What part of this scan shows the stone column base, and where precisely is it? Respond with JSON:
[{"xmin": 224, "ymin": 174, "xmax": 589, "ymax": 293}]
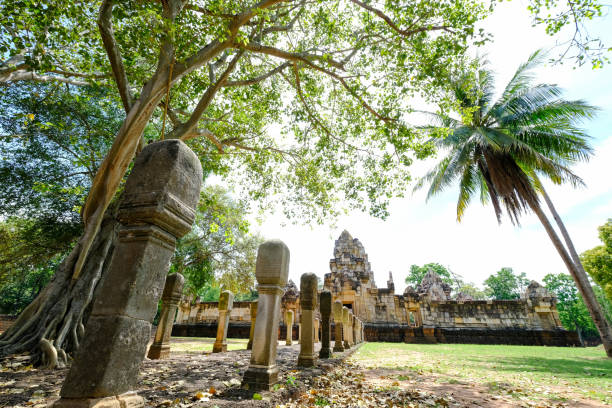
[
  {"xmin": 52, "ymin": 392, "xmax": 144, "ymax": 408},
  {"xmin": 242, "ymin": 365, "xmax": 279, "ymax": 391},
  {"xmin": 343, "ymin": 341, "xmax": 350, "ymax": 349},
  {"xmin": 333, "ymin": 343, "xmax": 344, "ymax": 352},
  {"xmin": 246, "ymin": 340, "xmax": 253, "ymax": 350},
  {"xmin": 319, "ymin": 348, "xmax": 332, "ymax": 359},
  {"xmin": 297, "ymin": 353, "xmax": 316, "ymax": 367},
  {"xmin": 212, "ymin": 343, "xmax": 227, "ymax": 353},
  {"xmin": 147, "ymin": 344, "xmax": 170, "ymax": 359}
]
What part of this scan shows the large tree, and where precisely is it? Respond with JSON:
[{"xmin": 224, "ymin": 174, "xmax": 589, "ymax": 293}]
[
  {"xmin": 415, "ymin": 51, "xmax": 612, "ymax": 356},
  {"xmin": 484, "ymin": 267, "xmax": 529, "ymax": 300},
  {"xmin": 0, "ymin": 0, "xmax": 488, "ymax": 365}
]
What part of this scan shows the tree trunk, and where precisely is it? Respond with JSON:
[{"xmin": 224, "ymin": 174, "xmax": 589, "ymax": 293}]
[
  {"xmin": 0, "ymin": 210, "xmax": 119, "ymax": 367},
  {"xmin": 530, "ymin": 201, "xmax": 612, "ymax": 357}
]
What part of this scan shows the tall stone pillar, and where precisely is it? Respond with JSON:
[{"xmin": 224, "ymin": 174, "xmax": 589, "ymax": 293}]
[
  {"xmin": 147, "ymin": 273, "xmax": 185, "ymax": 359},
  {"xmin": 285, "ymin": 310, "xmax": 294, "ymax": 346},
  {"xmin": 247, "ymin": 300, "xmax": 258, "ymax": 350},
  {"xmin": 213, "ymin": 290, "xmax": 234, "ymax": 353},
  {"xmin": 342, "ymin": 307, "xmax": 351, "ymax": 349},
  {"xmin": 298, "ymin": 323, "xmax": 302, "ymax": 344},
  {"xmin": 314, "ymin": 318, "xmax": 320, "ymax": 343},
  {"xmin": 242, "ymin": 240, "xmax": 290, "ymax": 391},
  {"xmin": 297, "ymin": 273, "xmax": 317, "ymax": 367},
  {"xmin": 332, "ymin": 301, "xmax": 344, "ymax": 352},
  {"xmin": 319, "ymin": 290, "xmax": 332, "ymax": 358},
  {"xmin": 54, "ymin": 140, "xmax": 202, "ymax": 408},
  {"xmin": 352, "ymin": 315, "xmax": 358, "ymax": 345}
]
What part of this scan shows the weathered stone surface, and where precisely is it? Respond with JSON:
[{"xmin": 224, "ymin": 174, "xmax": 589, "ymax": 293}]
[
  {"xmin": 285, "ymin": 310, "xmax": 294, "ymax": 346},
  {"xmin": 319, "ymin": 290, "xmax": 332, "ymax": 358},
  {"xmin": 247, "ymin": 300, "xmax": 258, "ymax": 350},
  {"xmin": 314, "ymin": 318, "xmax": 320, "ymax": 343},
  {"xmin": 148, "ymin": 273, "xmax": 185, "ymax": 359},
  {"xmin": 213, "ymin": 290, "xmax": 234, "ymax": 353},
  {"xmin": 242, "ymin": 240, "xmax": 290, "ymax": 391},
  {"xmin": 332, "ymin": 301, "xmax": 344, "ymax": 352},
  {"xmin": 56, "ymin": 140, "xmax": 202, "ymax": 406},
  {"xmin": 297, "ymin": 273, "xmax": 318, "ymax": 367},
  {"xmin": 342, "ymin": 307, "xmax": 351, "ymax": 349}
]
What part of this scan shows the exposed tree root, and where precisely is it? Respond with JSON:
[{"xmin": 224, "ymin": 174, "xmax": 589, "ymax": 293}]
[{"xmin": 0, "ymin": 211, "xmax": 119, "ymax": 367}]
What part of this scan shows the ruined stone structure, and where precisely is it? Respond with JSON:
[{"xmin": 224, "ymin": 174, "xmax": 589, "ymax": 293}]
[{"xmin": 174, "ymin": 230, "xmax": 580, "ymax": 347}]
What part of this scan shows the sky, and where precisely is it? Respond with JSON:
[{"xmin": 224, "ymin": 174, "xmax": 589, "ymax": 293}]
[{"xmin": 225, "ymin": 1, "xmax": 612, "ymax": 293}]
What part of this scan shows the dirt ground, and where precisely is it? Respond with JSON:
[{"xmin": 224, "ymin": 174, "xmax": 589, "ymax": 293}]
[{"xmin": 0, "ymin": 341, "xmax": 609, "ymax": 407}]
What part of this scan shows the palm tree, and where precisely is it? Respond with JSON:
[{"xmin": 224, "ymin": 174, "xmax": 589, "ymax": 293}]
[{"xmin": 416, "ymin": 51, "xmax": 612, "ymax": 356}]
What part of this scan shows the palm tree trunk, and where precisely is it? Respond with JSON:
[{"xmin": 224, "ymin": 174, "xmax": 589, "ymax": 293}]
[{"xmin": 529, "ymin": 201, "xmax": 612, "ymax": 357}]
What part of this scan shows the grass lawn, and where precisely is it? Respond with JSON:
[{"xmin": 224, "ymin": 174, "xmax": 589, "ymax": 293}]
[
  {"xmin": 351, "ymin": 343, "xmax": 612, "ymax": 404},
  {"xmin": 169, "ymin": 337, "xmax": 248, "ymax": 354}
]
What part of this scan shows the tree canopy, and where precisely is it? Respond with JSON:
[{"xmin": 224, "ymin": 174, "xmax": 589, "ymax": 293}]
[
  {"xmin": 405, "ymin": 263, "xmax": 453, "ymax": 287},
  {"xmin": 484, "ymin": 267, "xmax": 529, "ymax": 300},
  {"xmin": 581, "ymin": 219, "xmax": 612, "ymax": 303}
]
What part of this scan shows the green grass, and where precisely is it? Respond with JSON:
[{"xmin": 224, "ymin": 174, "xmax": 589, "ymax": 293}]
[
  {"xmin": 352, "ymin": 343, "xmax": 612, "ymax": 403},
  {"xmin": 169, "ymin": 337, "xmax": 248, "ymax": 353}
]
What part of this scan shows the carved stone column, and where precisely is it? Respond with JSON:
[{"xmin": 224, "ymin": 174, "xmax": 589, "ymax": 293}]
[
  {"xmin": 332, "ymin": 301, "xmax": 344, "ymax": 352},
  {"xmin": 55, "ymin": 140, "xmax": 202, "ymax": 408},
  {"xmin": 148, "ymin": 273, "xmax": 185, "ymax": 359},
  {"xmin": 298, "ymin": 323, "xmax": 301, "ymax": 344},
  {"xmin": 285, "ymin": 310, "xmax": 294, "ymax": 346},
  {"xmin": 319, "ymin": 290, "xmax": 332, "ymax": 358},
  {"xmin": 297, "ymin": 273, "xmax": 317, "ymax": 367},
  {"xmin": 314, "ymin": 318, "xmax": 320, "ymax": 343},
  {"xmin": 342, "ymin": 307, "xmax": 351, "ymax": 349},
  {"xmin": 242, "ymin": 240, "xmax": 290, "ymax": 391},
  {"xmin": 247, "ymin": 300, "xmax": 258, "ymax": 350},
  {"xmin": 213, "ymin": 290, "xmax": 234, "ymax": 353}
]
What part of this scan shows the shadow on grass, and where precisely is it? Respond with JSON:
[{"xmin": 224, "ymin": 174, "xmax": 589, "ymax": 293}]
[{"xmin": 464, "ymin": 355, "xmax": 611, "ymax": 380}]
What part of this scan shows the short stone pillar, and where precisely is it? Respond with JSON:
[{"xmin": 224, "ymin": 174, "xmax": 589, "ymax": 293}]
[
  {"xmin": 314, "ymin": 318, "xmax": 320, "ymax": 343},
  {"xmin": 297, "ymin": 273, "xmax": 318, "ymax": 367},
  {"xmin": 342, "ymin": 307, "xmax": 351, "ymax": 349},
  {"xmin": 298, "ymin": 323, "xmax": 301, "ymax": 344},
  {"xmin": 213, "ymin": 290, "xmax": 234, "ymax": 353},
  {"xmin": 247, "ymin": 300, "xmax": 258, "ymax": 350},
  {"xmin": 242, "ymin": 240, "xmax": 290, "ymax": 391},
  {"xmin": 285, "ymin": 310, "xmax": 294, "ymax": 346},
  {"xmin": 332, "ymin": 301, "xmax": 344, "ymax": 352},
  {"xmin": 147, "ymin": 273, "xmax": 185, "ymax": 359},
  {"xmin": 54, "ymin": 140, "xmax": 202, "ymax": 408},
  {"xmin": 319, "ymin": 290, "xmax": 332, "ymax": 358},
  {"xmin": 353, "ymin": 316, "xmax": 359, "ymax": 344}
]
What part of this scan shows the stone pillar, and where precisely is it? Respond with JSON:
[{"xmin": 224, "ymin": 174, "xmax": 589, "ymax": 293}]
[
  {"xmin": 247, "ymin": 300, "xmax": 258, "ymax": 350},
  {"xmin": 352, "ymin": 315, "xmax": 358, "ymax": 345},
  {"xmin": 319, "ymin": 290, "xmax": 332, "ymax": 358},
  {"xmin": 314, "ymin": 318, "xmax": 320, "ymax": 343},
  {"xmin": 213, "ymin": 290, "xmax": 234, "ymax": 353},
  {"xmin": 297, "ymin": 273, "xmax": 318, "ymax": 367},
  {"xmin": 342, "ymin": 307, "xmax": 351, "ymax": 349},
  {"xmin": 55, "ymin": 140, "xmax": 202, "ymax": 408},
  {"xmin": 298, "ymin": 323, "xmax": 301, "ymax": 344},
  {"xmin": 242, "ymin": 240, "xmax": 290, "ymax": 391},
  {"xmin": 285, "ymin": 310, "xmax": 294, "ymax": 346},
  {"xmin": 332, "ymin": 301, "xmax": 344, "ymax": 352},
  {"xmin": 147, "ymin": 273, "xmax": 185, "ymax": 359}
]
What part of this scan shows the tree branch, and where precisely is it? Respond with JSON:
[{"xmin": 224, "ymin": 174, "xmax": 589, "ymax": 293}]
[
  {"xmin": 98, "ymin": 0, "xmax": 133, "ymax": 112},
  {"xmin": 224, "ymin": 62, "xmax": 290, "ymax": 87}
]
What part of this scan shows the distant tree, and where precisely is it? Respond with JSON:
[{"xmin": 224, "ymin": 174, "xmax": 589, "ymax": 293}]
[
  {"xmin": 484, "ymin": 267, "xmax": 529, "ymax": 300},
  {"xmin": 171, "ymin": 186, "xmax": 264, "ymax": 298},
  {"xmin": 455, "ymin": 282, "xmax": 487, "ymax": 300},
  {"xmin": 581, "ymin": 220, "xmax": 612, "ymax": 303},
  {"xmin": 544, "ymin": 273, "xmax": 612, "ymax": 342},
  {"xmin": 405, "ymin": 263, "xmax": 453, "ymax": 287}
]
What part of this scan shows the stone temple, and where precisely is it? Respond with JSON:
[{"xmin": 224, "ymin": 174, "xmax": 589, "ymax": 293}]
[{"xmin": 173, "ymin": 230, "xmax": 580, "ymax": 346}]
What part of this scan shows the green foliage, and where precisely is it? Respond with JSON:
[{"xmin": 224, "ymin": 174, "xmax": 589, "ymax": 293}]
[
  {"xmin": 543, "ymin": 273, "xmax": 610, "ymax": 339},
  {"xmin": 484, "ymin": 267, "xmax": 529, "ymax": 300},
  {"xmin": 0, "ymin": 83, "xmax": 120, "ymax": 220},
  {"xmin": 415, "ymin": 51, "xmax": 595, "ymax": 224},
  {"xmin": 581, "ymin": 219, "xmax": 612, "ymax": 304},
  {"xmin": 1, "ymin": 0, "xmax": 492, "ymax": 224},
  {"xmin": 405, "ymin": 263, "xmax": 453, "ymax": 286},
  {"xmin": 455, "ymin": 282, "xmax": 487, "ymax": 300},
  {"xmin": 521, "ymin": 0, "xmax": 610, "ymax": 67},
  {"xmin": 172, "ymin": 186, "xmax": 264, "ymax": 298}
]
